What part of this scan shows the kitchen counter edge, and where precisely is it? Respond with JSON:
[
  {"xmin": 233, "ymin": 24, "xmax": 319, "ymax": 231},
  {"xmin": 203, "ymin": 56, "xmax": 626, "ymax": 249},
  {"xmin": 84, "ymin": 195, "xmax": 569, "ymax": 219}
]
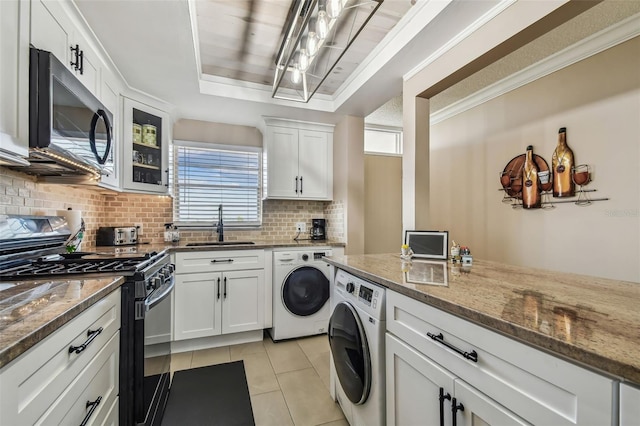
[
  {"xmin": 324, "ymin": 255, "xmax": 640, "ymax": 385},
  {"xmin": 0, "ymin": 276, "xmax": 125, "ymax": 369}
]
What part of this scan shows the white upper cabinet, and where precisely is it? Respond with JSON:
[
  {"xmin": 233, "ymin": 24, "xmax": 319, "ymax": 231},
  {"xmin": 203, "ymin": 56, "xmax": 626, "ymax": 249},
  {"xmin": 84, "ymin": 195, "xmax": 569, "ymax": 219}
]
[
  {"xmin": 264, "ymin": 118, "xmax": 333, "ymax": 200},
  {"xmin": 0, "ymin": 0, "xmax": 30, "ymax": 163},
  {"xmin": 30, "ymin": 0, "xmax": 99, "ymax": 95},
  {"xmin": 122, "ymin": 97, "xmax": 170, "ymax": 194}
]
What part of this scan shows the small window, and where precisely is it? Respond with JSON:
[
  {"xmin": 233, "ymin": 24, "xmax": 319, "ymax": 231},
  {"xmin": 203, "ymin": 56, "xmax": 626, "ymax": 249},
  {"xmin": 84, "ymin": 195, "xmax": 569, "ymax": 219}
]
[
  {"xmin": 171, "ymin": 140, "xmax": 262, "ymax": 227},
  {"xmin": 364, "ymin": 126, "xmax": 403, "ymax": 155}
]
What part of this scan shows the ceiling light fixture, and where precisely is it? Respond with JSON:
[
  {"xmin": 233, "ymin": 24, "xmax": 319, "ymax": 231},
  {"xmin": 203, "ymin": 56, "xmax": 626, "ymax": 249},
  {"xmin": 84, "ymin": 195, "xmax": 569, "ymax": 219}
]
[{"xmin": 272, "ymin": 0, "xmax": 383, "ymax": 103}]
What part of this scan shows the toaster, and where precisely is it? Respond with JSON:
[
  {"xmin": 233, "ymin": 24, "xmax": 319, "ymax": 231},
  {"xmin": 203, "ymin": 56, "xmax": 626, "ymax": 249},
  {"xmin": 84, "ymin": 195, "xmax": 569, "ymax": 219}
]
[{"xmin": 96, "ymin": 226, "xmax": 138, "ymax": 246}]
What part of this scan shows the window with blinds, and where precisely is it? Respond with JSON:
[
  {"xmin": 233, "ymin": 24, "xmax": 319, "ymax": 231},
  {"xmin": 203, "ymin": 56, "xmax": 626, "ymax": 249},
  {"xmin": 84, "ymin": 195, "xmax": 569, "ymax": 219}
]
[{"xmin": 172, "ymin": 141, "xmax": 262, "ymax": 227}]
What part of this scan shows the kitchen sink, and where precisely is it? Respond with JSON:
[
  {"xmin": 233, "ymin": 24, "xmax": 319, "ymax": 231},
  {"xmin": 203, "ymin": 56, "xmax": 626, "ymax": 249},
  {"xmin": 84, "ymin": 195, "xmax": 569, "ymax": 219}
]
[{"xmin": 185, "ymin": 241, "xmax": 255, "ymax": 247}]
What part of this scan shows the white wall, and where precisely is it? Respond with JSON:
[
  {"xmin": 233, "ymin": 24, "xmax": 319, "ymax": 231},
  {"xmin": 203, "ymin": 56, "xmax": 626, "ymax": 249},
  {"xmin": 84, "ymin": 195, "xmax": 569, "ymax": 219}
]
[{"xmin": 428, "ymin": 37, "xmax": 640, "ymax": 282}]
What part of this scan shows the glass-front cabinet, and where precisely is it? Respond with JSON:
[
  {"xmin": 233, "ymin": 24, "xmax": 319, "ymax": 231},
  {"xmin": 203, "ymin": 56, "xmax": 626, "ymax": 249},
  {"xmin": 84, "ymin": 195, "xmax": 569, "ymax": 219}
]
[{"xmin": 122, "ymin": 97, "xmax": 169, "ymax": 193}]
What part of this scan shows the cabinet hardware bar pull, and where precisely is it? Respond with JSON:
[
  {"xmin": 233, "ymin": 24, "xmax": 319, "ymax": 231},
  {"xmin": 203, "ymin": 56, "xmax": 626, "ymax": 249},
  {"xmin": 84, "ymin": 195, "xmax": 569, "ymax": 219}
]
[
  {"xmin": 78, "ymin": 50, "xmax": 84, "ymax": 75},
  {"xmin": 210, "ymin": 259, "xmax": 234, "ymax": 263},
  {"xmin": 427, "ymin": 332, "xmax": 478, "ymax": 362},
  {"xmin": 70, "ymin": 44, "xmax": 80, "ymax": 70},
  {"xmin": 439, "ymin": 387, "xmax": 451, "ymax": 426},
  {"xmin": 217, "ymin": 277, "xmax": 221, "ymax": 300},
  {"xmin": 80, "ymin": 396, "xmax": 102, "ymax": 426},
  {"xmin": 451, "ymin": 397, "xmax": 464, "ymax": 426},
  {"xmin": 295, "ymin": 176, "xmax": 299, "ymax": 193},
  {"xmin": 300, "ymin": 176, "xmax": 303, "ymax": 193},
  {"xmin": 223, "ymin": 276, "xmax": 227, "ymax": 299},
  {"xmin": 69, "ymin": 327, "xmax": 104, "ymax": 354}
]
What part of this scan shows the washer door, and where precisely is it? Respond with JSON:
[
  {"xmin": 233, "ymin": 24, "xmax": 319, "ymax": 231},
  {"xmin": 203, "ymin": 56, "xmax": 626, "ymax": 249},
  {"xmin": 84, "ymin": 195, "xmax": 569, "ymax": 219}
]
[
  {"xmin": 328, "ymin": 301, "xmax": 371, "ymax": 405},
  {"xmin": 282, "ymin": 266, "xmax": 330, "ymax": 316}
]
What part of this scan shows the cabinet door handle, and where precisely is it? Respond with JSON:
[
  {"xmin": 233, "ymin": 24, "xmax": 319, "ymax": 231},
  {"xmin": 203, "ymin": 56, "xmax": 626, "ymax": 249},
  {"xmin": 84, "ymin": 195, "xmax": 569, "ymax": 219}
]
[
  {"xmin": 439, "ymin": 387, "xmax": 451, "ymax": 426},
  {"xmin": 78, "ymin": 49, "xmax": 84, "ymax": 75},
  {"xmin": 300, "ymin": 176, "xmax": 303, "ymax": 194},
  {"xmin": 223, "ymin": 276, "xmax": 227, "ymax": 299},
  {"xmin": 210, "ymin": 259, "xmax": 233, "ymax": 264},
  {"xmin": 70, "ymin": 44, "xmax": 80, "ymax": 70},
  {"xmin": 451, "ymin": 397, "xmax": 464, "ymax": 426},
  {"xmin": 427, "ymin": 332, "xmax": 478, "ymax": 362},
  {"xmin": 295, "ymin": 176, "xmax": 299, "ymax": 193},
  {"xmin": 80, "ymin": 396, "xmax": 102, "ymax": 426},
  {"xmin": 217, "ymin": 277, "xmax": 220, "ymax": 300},
  {"xmin": 69, "ymin": 327, "xmax": 103, "ymax": 354}
]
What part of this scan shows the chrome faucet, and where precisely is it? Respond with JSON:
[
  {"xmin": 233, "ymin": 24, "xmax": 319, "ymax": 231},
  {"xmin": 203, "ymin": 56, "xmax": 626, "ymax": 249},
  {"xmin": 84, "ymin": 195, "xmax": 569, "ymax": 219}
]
[{"xmin": 216, "ymin": 204, "xmax": 224, "ymax": 242}]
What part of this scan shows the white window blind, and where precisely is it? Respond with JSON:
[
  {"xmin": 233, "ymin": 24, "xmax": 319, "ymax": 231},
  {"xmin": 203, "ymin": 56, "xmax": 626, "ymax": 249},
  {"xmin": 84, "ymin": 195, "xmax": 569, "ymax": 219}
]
[{"xmin": 172, "ymin": 141, "xmax": 261, "ymax": 227}]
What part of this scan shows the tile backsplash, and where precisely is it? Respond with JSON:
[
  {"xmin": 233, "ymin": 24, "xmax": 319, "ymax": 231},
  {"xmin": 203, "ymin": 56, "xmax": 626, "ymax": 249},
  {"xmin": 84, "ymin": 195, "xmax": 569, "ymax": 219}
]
[{"xmin": 1, "ymin": 167, "xmax": 344, "ymax": 245}]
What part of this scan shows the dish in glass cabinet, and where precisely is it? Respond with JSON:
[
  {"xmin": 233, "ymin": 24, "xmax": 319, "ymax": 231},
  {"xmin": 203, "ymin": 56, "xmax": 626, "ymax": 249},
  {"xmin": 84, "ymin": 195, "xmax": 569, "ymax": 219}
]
[{"xmin": 501, "ymin": 154, "xmax": 549, "ymax": 197}]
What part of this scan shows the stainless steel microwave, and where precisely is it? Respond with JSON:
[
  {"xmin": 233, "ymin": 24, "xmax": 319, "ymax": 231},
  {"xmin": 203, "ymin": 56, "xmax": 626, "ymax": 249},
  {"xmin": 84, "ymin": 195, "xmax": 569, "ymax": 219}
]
[{"xmin": 24, "ymin": 47, "xmax": 113, "ymax": 179}]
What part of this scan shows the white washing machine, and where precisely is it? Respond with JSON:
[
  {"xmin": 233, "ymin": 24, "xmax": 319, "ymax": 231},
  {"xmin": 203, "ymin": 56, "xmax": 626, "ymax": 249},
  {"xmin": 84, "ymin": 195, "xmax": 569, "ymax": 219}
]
[
  {"xmin": 329, "ymin": 269, "xmax": 386, "ymax": 426},
  {"xmin": 269, "ymin": 247, "xmax": 333, "ymax": 341}
]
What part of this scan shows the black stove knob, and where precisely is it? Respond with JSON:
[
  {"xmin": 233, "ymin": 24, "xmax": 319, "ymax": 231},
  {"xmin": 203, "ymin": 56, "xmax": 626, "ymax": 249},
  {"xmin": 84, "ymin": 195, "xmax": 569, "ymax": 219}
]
[
  {"xmin": 302, "ymin": 254, "xmax": 309, "ymax": 261},
  {"xmin": 346, "ymin": 282, "xmax": 355, "ymax": 293}
]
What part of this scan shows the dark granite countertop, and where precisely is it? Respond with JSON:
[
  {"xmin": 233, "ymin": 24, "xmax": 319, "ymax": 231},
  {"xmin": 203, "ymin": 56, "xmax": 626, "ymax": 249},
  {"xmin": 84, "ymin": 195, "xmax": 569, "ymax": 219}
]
[
  {"xmin": 0, "ymin": 276, "xmax": 124, "ymax": 368},
  {"xmin": 0, "ymin": 240, "xmax": 343, "ymax": 368},
  {"xmin": 325, "ymin": 254, "xmax": 640, "ymax": 384}
]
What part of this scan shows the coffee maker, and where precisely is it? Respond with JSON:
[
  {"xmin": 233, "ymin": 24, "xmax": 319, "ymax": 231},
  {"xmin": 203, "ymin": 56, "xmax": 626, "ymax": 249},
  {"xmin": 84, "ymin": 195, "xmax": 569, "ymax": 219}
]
[{"xmin": 311, "ymin": 218, "xmax": 326, "ymax": 240}]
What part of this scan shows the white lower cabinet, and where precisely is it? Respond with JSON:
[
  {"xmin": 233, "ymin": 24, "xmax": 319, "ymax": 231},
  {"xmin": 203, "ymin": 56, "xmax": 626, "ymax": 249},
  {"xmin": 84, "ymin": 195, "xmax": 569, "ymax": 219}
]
[
  {"xmin": 174, "ymin": 250, "xmax": 265, "ymax": 341},
  {"xmin": 620, "ymin": 382, "xmax": 640, "ymax": 426},
  {"xmin": 0, "ymin": 289, "xmax": 120, "ymax": 426},
  {"xmin": 386, "ymin": 290, "xmax": 617, "ymax": 426},
  {"xmin": 386, "ymin": 333, "xmax": 528, "ymax": 426}
]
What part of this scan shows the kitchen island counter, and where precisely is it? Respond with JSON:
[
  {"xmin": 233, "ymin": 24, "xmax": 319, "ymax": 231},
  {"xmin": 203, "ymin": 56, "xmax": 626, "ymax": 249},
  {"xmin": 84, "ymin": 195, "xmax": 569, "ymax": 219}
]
[
  {"xmin": 0, "ymin": 276, "xmax": 124, "ymax": 368},
  {"xmin": 325, "ymin": 254, "xmax": 640, "ymax": 384}
]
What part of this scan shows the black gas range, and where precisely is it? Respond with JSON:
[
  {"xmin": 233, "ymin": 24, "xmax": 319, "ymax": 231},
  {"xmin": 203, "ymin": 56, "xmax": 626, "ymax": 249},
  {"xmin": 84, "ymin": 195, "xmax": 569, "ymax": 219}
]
[{"xmin": 0, "ymin": 215, "xmax": 173, "ymax": 426}]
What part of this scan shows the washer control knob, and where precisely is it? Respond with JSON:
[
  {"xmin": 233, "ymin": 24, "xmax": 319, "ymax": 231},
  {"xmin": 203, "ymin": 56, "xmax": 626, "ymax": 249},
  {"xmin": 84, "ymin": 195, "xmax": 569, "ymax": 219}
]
[
  {"xmin": 302, "ymin": 254, "xmax": 309, "ymax": 261},
  {"xmin": 346, "ymin": 282, "xmax": 355, "ymax": 293}
]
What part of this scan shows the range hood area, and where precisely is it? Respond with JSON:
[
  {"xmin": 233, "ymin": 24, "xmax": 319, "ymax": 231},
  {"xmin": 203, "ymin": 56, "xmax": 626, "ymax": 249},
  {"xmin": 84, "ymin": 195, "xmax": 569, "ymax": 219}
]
[{"xmin": 6, "ymin": 48, "xmax": 114, "ymax": 184}]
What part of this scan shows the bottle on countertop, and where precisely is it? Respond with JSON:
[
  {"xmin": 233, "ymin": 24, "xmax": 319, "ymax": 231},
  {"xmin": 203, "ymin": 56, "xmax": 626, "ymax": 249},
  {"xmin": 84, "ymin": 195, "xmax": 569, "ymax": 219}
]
[
  {"xmin": 552, "ymin": 127, "xmax": 575, "ymax": 198},
  {"xmin": 522, "ymin": 145, "xmax": 541, "ymax": 209}
]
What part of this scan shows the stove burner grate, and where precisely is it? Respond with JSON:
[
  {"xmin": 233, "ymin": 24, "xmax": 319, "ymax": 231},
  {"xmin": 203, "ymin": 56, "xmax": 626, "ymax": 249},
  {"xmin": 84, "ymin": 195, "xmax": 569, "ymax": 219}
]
[{"xmin": 1, "ymin": 257, "xmax": 148, "ymax": 279}]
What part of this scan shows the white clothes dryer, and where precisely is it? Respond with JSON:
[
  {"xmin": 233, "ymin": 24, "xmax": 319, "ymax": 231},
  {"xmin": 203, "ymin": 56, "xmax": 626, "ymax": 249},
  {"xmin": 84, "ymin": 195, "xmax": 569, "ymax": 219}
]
[
  {"xmin": 329, "ymin": 269, "xmax": 386, "ymax": 426},
  {"xmin": 269, "ymin": 247, "xmax": 332, "ymax": 341}
]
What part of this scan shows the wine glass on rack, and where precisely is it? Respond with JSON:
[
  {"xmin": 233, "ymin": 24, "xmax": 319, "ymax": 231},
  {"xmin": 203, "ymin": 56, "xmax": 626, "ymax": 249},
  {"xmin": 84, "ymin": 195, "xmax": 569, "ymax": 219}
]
[
  {"xmin": 510, "ymin": 177, "xmax": 523, "ymax": 209},
  {"xmin": 539, "ymin": 170, "xmax": 555, "ymax": 209},
  {"xmin": 572, "ymin": 164, "xmax": 591, "ymax": 206},
  {"xmin": 500, "ymin": 171, "xmax": 513, "ymax": 203}
]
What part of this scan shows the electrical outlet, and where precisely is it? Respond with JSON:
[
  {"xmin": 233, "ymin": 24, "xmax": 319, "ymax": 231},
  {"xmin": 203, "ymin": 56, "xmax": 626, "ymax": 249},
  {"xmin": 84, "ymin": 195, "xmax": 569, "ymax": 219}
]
[
  {"xmin": 135, "ymin": 223, "xmax": 143, "ymax": 235},
  {"xmin": 296, "ymin": 222, "xmax": 306, "ymax": 233}
]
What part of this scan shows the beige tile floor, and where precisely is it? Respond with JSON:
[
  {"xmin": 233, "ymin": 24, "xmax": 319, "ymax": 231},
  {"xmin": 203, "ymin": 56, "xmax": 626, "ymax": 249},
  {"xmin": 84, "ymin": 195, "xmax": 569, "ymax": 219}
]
[{"xmin": 170, "ymin": 333, "xmax": 348, "ymax": 426}]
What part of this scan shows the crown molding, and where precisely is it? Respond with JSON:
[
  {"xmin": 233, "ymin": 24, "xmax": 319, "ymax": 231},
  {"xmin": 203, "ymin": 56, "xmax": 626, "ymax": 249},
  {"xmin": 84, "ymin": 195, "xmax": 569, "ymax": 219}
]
[
  {"xmin": 430, "ymin": 13, "xmax": 640, "ymax": 125},
  {"xmin": 403, "ymin": 0, "xmax": 516, "ymax": 81}
]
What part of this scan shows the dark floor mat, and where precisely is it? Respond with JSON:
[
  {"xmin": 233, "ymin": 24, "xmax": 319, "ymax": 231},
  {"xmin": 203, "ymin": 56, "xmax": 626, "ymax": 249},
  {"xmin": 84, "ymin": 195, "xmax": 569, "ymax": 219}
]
[{"xmin": 161, "ymin": 361, "xmax": 255, "ymax": 426}]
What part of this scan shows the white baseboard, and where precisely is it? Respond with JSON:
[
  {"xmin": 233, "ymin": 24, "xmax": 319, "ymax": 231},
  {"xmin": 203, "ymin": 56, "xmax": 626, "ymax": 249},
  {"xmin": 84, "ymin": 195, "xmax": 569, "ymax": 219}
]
[{"xmin": 171, "ymin": 329, "xmax": 264, "ymax": 354}]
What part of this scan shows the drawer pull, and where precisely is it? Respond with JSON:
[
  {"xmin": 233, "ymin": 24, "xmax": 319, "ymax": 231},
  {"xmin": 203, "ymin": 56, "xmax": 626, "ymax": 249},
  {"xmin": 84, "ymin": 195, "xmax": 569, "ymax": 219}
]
[
  {"xmin": 69, "ymin": 327, "xmax": 103, "ymax": 354},
  {"xmin": 80, "ymin": 396, "xmax": 102, "ymax": 426},
  {"xmin": 451, "ymin": 397, "xmax": 464, "ymax": 426},
  {"xmin": 439, "ymin": 387, "xmax": 451, "ymax": 426},
  {"xmin": 427, "ymin": 332, "xmax": 478, "ymax": 363},
  {"xmin": 210, "ymin": 259, "xmax": 234, "ymax": 264}
]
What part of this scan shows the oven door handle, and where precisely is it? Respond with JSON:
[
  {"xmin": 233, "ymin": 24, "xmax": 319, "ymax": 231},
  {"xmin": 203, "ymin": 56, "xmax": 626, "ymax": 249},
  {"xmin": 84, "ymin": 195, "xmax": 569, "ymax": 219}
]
[{"xmin": 145, "ymin": 276, "xmax": 175, "ymax": 311}]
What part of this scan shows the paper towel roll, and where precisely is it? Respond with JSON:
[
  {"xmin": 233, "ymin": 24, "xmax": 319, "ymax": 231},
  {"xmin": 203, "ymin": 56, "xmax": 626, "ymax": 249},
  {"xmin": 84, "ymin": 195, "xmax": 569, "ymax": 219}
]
[{"xmin": 57, "ymin": 209, "xmax": 83, "ymax": 234}]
